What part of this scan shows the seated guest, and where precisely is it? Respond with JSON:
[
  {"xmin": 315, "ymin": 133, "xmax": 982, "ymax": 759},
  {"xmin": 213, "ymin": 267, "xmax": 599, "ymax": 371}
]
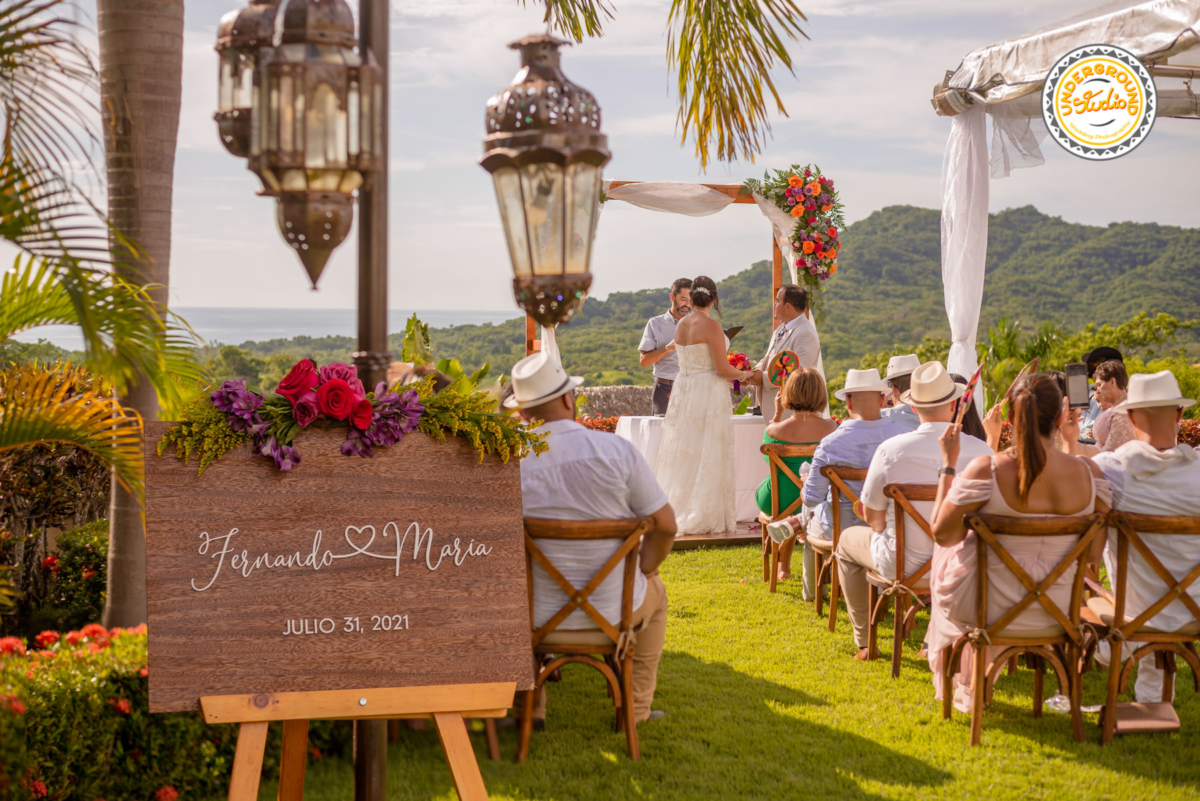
[
  {"xmin": 1091, "ymin": 370, "xmax": 1200, "ymax": 703},
  {"xmin": 1092, "ymin": 359, "xmax": 1135, "ymax": 453},
  {"xmin": 927, "ymin": 374, "xmax": 1110, "ymax": 711},
  {"xmin": 756, "ymin": 368, "xmax": 837, "ymax": 581},
  {"xmin": 509, "ymin": 351, "xmax": 677, "ymax": 723},
  {"xmin": 882, "ymin": 354, "xmax": 921, "ymax": 430},
  {"xmin": 765, "ymin": 368, "xmax": 908, "ymax": 601},
  {"xmin": 1079, "ymin": 346, "xmax": 1123, "ymax": 443},
  {"xmin": 836, "ymin": 362, "xmax": 994, "ymax": 660}
]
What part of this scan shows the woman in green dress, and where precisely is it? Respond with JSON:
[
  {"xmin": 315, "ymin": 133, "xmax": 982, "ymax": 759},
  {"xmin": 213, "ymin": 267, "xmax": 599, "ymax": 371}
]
[{"xmin": 755, "ymin": 367, "xmax": 837, "ymax": 581}]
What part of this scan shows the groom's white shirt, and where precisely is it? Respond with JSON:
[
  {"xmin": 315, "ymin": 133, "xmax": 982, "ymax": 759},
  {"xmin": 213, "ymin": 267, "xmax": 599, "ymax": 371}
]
[{"xmin": 756, "ymin": 312, "xmax": 821, "ymax": 418}]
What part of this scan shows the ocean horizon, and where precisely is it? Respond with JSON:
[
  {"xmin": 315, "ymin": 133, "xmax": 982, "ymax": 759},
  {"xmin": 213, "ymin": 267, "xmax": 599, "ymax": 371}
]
[{"xmin": 13, "ymin": 307, "xmax": 524, "ymax": 351}]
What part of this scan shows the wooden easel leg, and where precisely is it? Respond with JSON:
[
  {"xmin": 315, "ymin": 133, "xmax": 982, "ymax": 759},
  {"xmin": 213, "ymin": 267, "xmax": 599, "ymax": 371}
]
[
  {"xmin": 277, "ymin": 719, "xmax": 309, "ymax": 801},
  {"xmin": 433, "ymin": 712, "xmax": 489, "ymax": 801},
  {"xmin": 228, "ymin": 721, "xmax": 269, "ymax": 801}
]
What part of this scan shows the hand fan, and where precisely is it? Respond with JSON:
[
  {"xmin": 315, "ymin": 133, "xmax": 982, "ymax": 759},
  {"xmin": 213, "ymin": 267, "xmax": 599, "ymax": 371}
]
[
  {"xmin": 953, "ymin": 363, "xmax": 985, "ymax": 427},
  {"xmin": 1001, "ymin": 358, "xmax": 1039, "ymax": 421},
  {"xmin": 768, "ymin": 350, "xmax": 799, "ymax": 387}
]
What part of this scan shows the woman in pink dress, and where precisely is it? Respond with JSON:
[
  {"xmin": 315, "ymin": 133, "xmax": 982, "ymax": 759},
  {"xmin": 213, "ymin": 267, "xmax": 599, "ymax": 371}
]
[{"xmin": 926, "ymin": 374, "xmax": 1111, "ymax": 712}]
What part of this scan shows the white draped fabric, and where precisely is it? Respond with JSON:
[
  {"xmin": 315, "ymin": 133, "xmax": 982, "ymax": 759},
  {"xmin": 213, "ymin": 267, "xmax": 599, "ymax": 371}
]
[{"xmin": 940, "ymin": 106, "xmax": 989, "ymax": 406}]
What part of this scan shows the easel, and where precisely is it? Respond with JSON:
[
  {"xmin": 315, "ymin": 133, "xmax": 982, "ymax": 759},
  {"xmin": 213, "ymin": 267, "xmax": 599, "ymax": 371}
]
[{"xmin": 202, "ymin": 682, "xmax": 516, "ymax": 801}]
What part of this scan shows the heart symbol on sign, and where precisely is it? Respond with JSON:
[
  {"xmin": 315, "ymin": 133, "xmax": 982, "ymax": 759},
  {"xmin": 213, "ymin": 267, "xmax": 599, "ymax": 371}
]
[{"xmin": 343, "ymin": 525, "xmax": 376, "ymax": 556}]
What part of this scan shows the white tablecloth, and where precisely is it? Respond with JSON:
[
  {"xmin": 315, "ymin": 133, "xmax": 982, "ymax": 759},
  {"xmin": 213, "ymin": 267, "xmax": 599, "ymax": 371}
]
[{"xmin": 614, "ymin": 415, "xmax": 769, "ymax": 523}]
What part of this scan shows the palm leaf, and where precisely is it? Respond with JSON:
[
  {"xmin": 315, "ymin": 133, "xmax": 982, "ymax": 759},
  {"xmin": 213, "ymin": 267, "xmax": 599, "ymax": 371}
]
[
  {"xmin": 0, "ymin": 363, "xmax": 144, "ymax": 498},
  {"xmin": 0, "ymin": 254, "xmax": 204, "ymax": 409},
  {"xmin": 667, "ymin": 0, "xmax": 809, "ymax": 168},
  {"xmin": 523, "ymin": 0, "xmax": 614, "ymax": 40}
]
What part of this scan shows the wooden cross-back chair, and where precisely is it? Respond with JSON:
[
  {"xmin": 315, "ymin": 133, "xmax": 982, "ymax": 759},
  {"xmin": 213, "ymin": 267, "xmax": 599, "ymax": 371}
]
[
  {"xmin": 519, "ymin": 516, "xmax": 654, "ymax": 762},
  {"xmin": 865, "ymin": 483, "xmax": 937, "ymax": 677},
  {"xmin": 1095, "ymin": 511, "xmax": 1200, "ymax": 744},
  {"xmin": 945, "ymin": 513, "xmax": 1107, "ymax": 746},
  {"xmin": 813, "ymin": 465, "xmax": 869, "ymax": 631},
  {"xmin": 758, "ymin": 442, "xmax": 818, "ymax": 593}
]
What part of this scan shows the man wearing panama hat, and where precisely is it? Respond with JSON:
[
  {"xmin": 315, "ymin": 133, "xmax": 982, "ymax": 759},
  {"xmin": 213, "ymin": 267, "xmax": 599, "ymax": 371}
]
[
  {"xmin": 509, "ymin": 350, "xmax": 678, "ymax": 724},
  {"xmin": 881, "ymin": 353, "xmax": 921, "ymax": 431},
  {"xmin": 1092, "ymin": 370, "xmax": 1200, "ymax": 704},
  {"xmin": 763, "ymin": 368, "xmax": 908, "ymax": 601},
  {"xmin": 835, "ymin": 361, "xmax": 994, "ymax": 659}
]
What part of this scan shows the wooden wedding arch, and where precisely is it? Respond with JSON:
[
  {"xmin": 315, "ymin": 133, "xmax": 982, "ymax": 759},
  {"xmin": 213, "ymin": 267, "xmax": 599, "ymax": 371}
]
[{"xmin": 523, "ymin": 182, "xmax": 788, "ymax": 355}]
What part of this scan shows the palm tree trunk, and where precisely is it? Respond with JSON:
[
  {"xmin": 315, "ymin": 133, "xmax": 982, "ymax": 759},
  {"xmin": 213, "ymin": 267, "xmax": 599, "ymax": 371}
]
[{"xmin": 97, "ymin": 0, "xmax": 184, "ymax": 627}]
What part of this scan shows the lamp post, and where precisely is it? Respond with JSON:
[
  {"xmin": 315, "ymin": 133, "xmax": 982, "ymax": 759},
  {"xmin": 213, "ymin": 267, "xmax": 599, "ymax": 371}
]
[
  {"xmin": 480, "ymin": 34, "xmax": 610, "ymax": 330},
  {"xmin": 215, "ymin": 1, "xmax": 389, "ymax": 795}
]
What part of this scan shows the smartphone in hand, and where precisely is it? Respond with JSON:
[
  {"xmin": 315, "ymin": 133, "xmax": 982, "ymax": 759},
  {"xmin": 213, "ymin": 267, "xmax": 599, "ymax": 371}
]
[{"xmin": 1065, "ymin": 362, "xmax": 1090, "ymax": 409}]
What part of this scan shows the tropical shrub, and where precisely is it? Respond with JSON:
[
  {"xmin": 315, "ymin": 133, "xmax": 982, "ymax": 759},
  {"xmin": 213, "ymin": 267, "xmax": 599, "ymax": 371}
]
[
  {"xmin": 7, "ymin": 626, "xmax": 351, "ymax": 800},
  {"xmin": 34, "ymin": 521, "xmax": 108, "ymax": 635}
]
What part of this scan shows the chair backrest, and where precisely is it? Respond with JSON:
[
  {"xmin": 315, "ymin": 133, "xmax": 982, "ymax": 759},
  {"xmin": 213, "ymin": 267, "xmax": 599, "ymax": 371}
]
[
  {"xmin": 522, "ymin": 516, "xmax": 655, "ymax": 648},
  {"xmin": 1107, "ymin": 511, "xmax": 1200, "ymax": 638},
  {"xmin": 822, "ymin": 465, "xmax": 868, "ymax": 536},
  {"xmin": 883, "ymin": 483, "xmax": 938, "ymax": 585},
  {"xmin": 760, "ymin": 442, "xmax": 818, "ymax": 520},
  {"xmin": 964, "ymin": 513, "xmax": 1107, "ymax": 645}
]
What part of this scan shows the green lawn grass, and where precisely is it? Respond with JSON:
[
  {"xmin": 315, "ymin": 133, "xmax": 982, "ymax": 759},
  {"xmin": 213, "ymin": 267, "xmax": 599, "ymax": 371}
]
[{"xmin": 258, "ymin": 546, "xmax": 1200, "ymax": 800}]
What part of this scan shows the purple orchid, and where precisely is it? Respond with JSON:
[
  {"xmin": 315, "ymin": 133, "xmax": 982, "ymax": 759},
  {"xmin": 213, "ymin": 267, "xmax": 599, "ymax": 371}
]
[
  {"xmin": 342, "ymin": 386, "xmax": 425, "ymax": 458},
  {"xmin": 211, "ymin": 380, "xmax": 265, "ymax": 434},
  {"xmin": 258, "ymin": 435, "xmax": 301, "ymax": 471}
]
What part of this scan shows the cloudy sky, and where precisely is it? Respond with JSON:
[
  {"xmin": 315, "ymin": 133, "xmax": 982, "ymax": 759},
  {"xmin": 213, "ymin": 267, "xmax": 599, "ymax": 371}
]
[{"xmin": 114, "ymin": 1, "xmax": 1200, "ymax": 310}]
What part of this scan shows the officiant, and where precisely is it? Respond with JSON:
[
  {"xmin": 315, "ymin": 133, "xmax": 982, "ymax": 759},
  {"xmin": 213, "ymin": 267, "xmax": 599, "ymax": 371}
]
[
  {"xmin": 748, "ymin": 285, "xmax": 821, "ymax": 418},
  {"xmin": 638, "ymin": 278, "xmax": 693, "ymax": 414}
]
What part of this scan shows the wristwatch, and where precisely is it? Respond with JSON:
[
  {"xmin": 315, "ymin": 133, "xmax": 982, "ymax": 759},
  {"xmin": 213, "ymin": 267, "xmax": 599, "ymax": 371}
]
[{"xmin": 938, "ymin": 466, "xmax": 956, "ymax": 477}]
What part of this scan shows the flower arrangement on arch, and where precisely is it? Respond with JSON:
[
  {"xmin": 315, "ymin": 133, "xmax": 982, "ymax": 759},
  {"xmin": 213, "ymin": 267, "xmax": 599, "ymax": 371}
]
[{"xmin": 742, "ymin": 164, "xmax": 845, "ymax": 321}]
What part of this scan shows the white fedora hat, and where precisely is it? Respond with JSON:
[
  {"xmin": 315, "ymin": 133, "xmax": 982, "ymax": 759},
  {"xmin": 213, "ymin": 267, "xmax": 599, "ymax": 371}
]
[
  {"xmin": 885, "ymin": 354, "xmax": 921, "ymax": 380},
  {"xmin": 899, "ymin": 361, "xmax": 964, "ymax": 409},
  {"xmin": 835, "ymin": 368, "xmax": 890, "ymax": 401},
  {"xmin": 1112, "ymin": 370, "xmax": 1196, "ymax": 412},
  {"xmin": 503, "ymin": 351, "xmax": 584, "ymax": 410}
]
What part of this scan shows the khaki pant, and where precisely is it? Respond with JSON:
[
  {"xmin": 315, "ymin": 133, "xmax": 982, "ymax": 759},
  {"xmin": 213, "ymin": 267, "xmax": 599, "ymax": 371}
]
[
  {"xmin": 527, "ymin": 572, "xmax": 669, "ymax": 723},
  {"xmin": 836, "ymin": 525, "xmax": 880, "ymax": 649}
]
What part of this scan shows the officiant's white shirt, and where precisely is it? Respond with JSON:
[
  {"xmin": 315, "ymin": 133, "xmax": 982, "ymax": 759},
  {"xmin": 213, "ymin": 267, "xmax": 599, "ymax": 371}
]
[{"xmin": 521, "ymin": 419, "xmax": 668, "ymax": 629}]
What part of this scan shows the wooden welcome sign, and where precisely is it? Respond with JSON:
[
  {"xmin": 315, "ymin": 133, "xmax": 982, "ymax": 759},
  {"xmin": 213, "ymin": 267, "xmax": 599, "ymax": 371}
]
[{"xmin": 144, "ymin": 423, "xmax": 534, "ymax": 799}]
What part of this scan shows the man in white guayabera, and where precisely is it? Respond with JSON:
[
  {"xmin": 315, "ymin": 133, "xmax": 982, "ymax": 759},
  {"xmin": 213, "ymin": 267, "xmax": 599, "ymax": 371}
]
[
  {"xmin": 508, "ymin": 350, "xmax": 678, "ymax": 725},
  {"xmin": 638, "ymin": 278, "xmax": 693, "ymax": 415}
]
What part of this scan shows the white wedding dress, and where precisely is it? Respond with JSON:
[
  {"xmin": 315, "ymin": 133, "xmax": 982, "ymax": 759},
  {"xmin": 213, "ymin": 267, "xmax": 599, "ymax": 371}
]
[{"xmin": 653, "ymin": 339, "xmax": 736, "ymax": 535}]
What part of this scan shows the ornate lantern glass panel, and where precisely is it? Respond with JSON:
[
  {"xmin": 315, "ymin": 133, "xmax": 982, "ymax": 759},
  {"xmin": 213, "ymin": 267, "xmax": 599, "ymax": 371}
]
[
  {"xmin": 481, "ymin": 35, "xmax": 610, "ymax": 327},
  {"xmin": 247, "ymin": 0, "xmax": 381, "ymax": 287},
  {"xmin": 214, "ymin": 0, "xmax": 279, "ymax": 158}
]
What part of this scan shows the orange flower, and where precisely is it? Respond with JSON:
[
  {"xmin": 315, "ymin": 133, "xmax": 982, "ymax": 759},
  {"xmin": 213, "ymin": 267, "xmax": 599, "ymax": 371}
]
[
  {"xmin": 807, "ymin": 182, "xmax": 822, "ymax": 195},
  {"xmin": 790, "ymin": 205, "xmax": 804, "ymax": 218},
  {"xmin": 787, "ymin": 175, "xmax": 803, "ymax": 187},
  {"xmin": 830, "ymin": 264, "xmax": 838, "ymax": 274},
  {"xmin": 821, "ymin": 204, "xmax": 832, "ymax": 213},
  {"xmin": 801, "ymin": 241, "xmax": 815, "ymax": 254}
]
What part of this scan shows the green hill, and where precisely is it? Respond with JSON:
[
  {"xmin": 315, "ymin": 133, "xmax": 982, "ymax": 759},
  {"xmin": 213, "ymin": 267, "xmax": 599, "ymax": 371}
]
[{"xmin": 226, "ymin": 205, "xmax": 1200, "ymax": 385}]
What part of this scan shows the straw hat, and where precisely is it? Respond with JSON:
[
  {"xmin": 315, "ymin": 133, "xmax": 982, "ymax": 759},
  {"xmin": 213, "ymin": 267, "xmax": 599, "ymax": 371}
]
[
  {"xmin": 899, "ymin": 362, "xmax": 964, "ymax": 409},
  {"xmin": 1111, "ymin": 370, "xmax": 1196, "ymax": 413},
  {"xmin": 885, "ymin": 354, "xmax": 921, "ymax": 380},
  {"xmin": 834, "ymin": 368, "xmax": 890, "ymax": 401},
  {"xmin": 502, "ymin": 351, "xmax": 584, "ymax": 409}
]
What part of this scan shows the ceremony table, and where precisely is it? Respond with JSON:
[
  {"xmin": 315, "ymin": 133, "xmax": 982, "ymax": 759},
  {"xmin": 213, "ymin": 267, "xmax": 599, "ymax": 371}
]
[{"xmin": 614, "ymin": 415, "xmax": 770, "ymax": 524}]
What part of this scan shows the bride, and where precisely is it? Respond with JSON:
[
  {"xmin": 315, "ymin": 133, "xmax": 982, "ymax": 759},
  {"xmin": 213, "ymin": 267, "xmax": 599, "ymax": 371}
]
[{"xmin": 654, "ymin": 276, "xmax": 755, "ymax": 535}]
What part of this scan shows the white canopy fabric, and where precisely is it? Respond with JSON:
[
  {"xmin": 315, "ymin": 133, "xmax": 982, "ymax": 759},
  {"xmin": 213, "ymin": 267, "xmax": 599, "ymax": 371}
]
[{"xmin": 933, "ymin": 0, "xmax": 1200, "ymax": 408}]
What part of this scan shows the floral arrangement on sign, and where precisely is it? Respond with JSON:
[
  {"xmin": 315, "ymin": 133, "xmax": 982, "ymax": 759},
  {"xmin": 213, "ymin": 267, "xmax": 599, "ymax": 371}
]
[
  {"xmin": 728, "ymin": 351, "xmax": 752, "ymax": 392},
  {"xmin": 159, "ymin": 359, "xmax": 547, "ymax": 475},
  {"xmin": 742, "ymin": 164, "xmax": 845, "ymax": 321}
]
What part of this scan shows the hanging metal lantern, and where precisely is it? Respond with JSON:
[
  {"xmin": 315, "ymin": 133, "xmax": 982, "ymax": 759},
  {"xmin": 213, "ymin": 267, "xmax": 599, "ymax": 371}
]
[
  {"xmin": 247, "ymin": 0, "xmax": 382, "ymax": 287},
  {"xmin": 214, "ymin": 0, "xmax": 280, "ymax": 158},
  {"xmin": 480, "ymin": 34, "xmax": 610, "ymax": 327}
]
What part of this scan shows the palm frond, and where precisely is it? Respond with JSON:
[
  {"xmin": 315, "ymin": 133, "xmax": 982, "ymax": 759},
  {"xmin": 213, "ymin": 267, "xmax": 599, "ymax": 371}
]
[
  {"xmin": 520, "ymin": 0, "xmax": 614, "ymax": 41},
  {"xmin": 0, "ymin": 363, "xmax": 144, "ymax": 498},
  {"xmin": 0, "ymin": 254, "xmax": 204, "ymax": 409},
  {"xmin": 667, "ymin": 0, "xmax": 809, "ymax": 168}
]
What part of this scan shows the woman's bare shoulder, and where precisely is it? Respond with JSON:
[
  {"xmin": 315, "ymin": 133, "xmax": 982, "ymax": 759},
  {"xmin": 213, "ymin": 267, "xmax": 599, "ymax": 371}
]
[{"xmin": 961, "ymin": 454, "xmax": 993, "ymax": 479}]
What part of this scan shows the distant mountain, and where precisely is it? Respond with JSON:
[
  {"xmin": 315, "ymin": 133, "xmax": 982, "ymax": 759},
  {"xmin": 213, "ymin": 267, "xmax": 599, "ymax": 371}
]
[{"xmin": 234, "ymin": 206, "xmax": 1200, "ymax": 385}]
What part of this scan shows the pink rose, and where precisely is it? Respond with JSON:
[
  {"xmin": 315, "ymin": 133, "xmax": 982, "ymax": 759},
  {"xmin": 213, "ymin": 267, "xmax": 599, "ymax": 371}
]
[
  {"xmin": 348, "ymin": 377, "xmax": 366, "ymax": 402},
  {"xmin": 277, "ymin": 359, "xmax": 318, "ymax": 405},
  {"xmin": 293, "ymin": 391, "xmax": 319, "ymax": 428},
  {"xmin": 350, "ymin": 398, "xmax": 373, "ymax": 430},
  {"xmin": 319, "ymin": 362, "xmax": 357, "ymax": 385},
  {"xmin": 317, "ymin": 379, "xmax": 355, "ymax": 421},
  {"xmin": 807, "ymin": 217, "xmax": 817, "ymax": 225}
]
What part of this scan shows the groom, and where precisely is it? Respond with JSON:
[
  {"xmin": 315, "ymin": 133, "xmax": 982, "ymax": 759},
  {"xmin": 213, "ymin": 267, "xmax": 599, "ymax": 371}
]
[{"xmin": 749, "ymin": 285, "xmax": 821, "ymax": 419}]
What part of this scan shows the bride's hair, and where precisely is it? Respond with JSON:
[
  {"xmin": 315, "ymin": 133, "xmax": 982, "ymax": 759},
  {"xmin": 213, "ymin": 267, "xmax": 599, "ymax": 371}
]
[{"xmin": 690, "ymin": 275, "xmax": 721, "ymax": 316}]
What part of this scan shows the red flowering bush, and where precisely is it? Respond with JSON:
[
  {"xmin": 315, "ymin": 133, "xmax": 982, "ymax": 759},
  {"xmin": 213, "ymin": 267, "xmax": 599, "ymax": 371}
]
[
  {"xmin": 1180, "ymin": 419, "xmax": 1200, "ymax": 448},
  {"xmin": 577, "ymin": 415, "xmax": 620, "ymax": 433},
  {"xmin": 3, "ymin": 625, "xmax": 353, "ymax": 799}
]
